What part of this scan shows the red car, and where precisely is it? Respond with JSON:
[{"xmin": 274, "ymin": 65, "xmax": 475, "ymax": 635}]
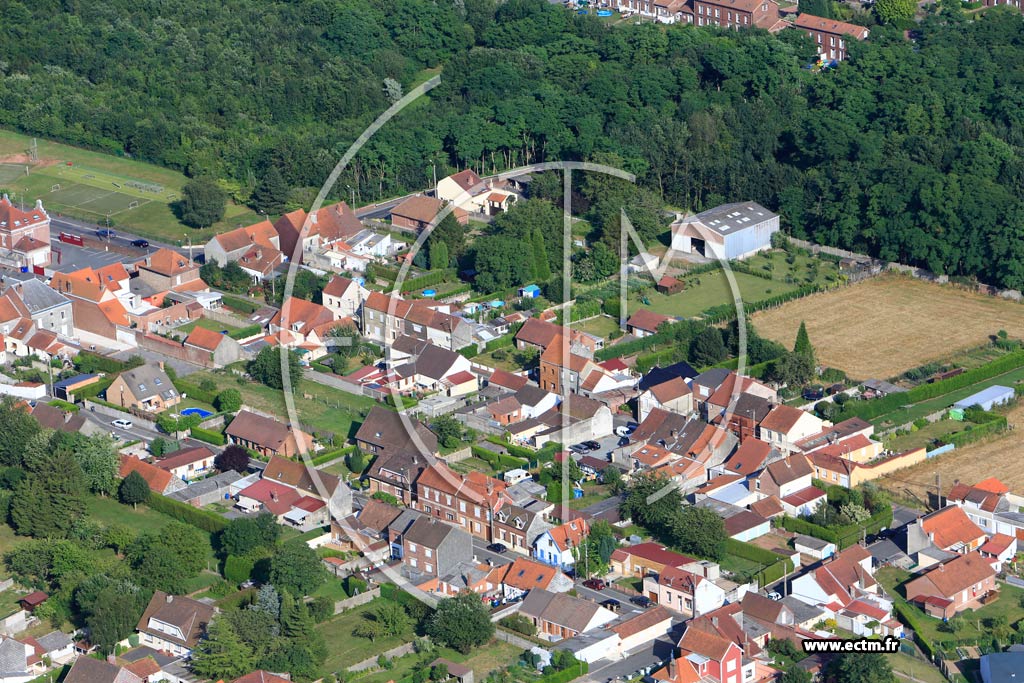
[{"xmin": 582, "ymin": 578, "xmax": 607, "ymax": 590}]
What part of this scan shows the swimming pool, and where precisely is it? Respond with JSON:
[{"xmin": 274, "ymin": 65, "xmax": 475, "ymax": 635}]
[{"xmin": 181, "ymin": 407, "xmax": 213, "ymax": 419}]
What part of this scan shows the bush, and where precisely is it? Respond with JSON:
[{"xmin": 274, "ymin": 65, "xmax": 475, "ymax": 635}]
[
  {"xmin": 173, "ymin": 379, "xmax": 218, "ymax": 406},
  {"xmin": 214, "ymin": 389, "xmax": 242, "ymax": 413},
  {"xmin": 228, "ymin": 324, "xmax": 262, "ymax": 340},
  {"xmin": 345, "ymin": 575, "xmax": 368, "ymax": 596},
  {"xmin": 146, "ymin": 493, "xmax": 228, "ymax": 533},
  {"xmin": 190, "ymin": 426, "xmax": 226, "ymax": 446},
  {"xmin": 500, "ymin": 613, "xmax": 536, "ymax": 636},
  {"xmin": 222, "ymin": 295, "xmax": 261, "ymax": 314},
  {"xmin": 309, "ymin": 595, "xmax": 335, "ymax": 622},
  {"xmin": 470, "ymin": 445, "xmax": 529, "ymax": 470},
  {"xmin": 224, "ymin": 554, "xmax": 255, "ymax": 583}
]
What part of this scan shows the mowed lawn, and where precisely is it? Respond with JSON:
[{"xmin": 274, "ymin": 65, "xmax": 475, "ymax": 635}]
[
  {"xmin": 635, "ymin": 269, "xmax": 801, "ymax": 319},
  {"xmin": 317, "ymin": 598, "xmax": 416, "ymax": 672},
  {"xmin": 186, "ymin": 370, "xmax": 379, "ymax": 440},
  {"xmin": 752, "ymin": 275, "xmax": 1024, "ymax": 379}
]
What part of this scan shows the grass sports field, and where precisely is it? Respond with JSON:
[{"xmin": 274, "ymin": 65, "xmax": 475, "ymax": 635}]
[
  {"xmin": 751, "ymin": 275, "xmax": 1024, "ymax": 379},
  {"xmin": 0, "ymin": 128, "xmax": 260, "ymax": 242}
]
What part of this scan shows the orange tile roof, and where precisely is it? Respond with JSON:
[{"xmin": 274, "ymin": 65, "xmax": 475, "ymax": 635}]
[
  {"xmin": 759, "ymin": 404, "xmax": 809, "ymax": 433},
  {"xmin": 793, "ymin": 13, "xmax": 869, "ymax": 38},
  {"xmin": 97, "ymin": 299, "xmax": 130, "ymax": 327},
  {"xmin": 974, "ymin": 477, "xmax": 1009, "ymax": 494},
  {"xmin": 119, "ymin": 456, "xmax": 174, "ymax": 494},
  {"xmin": 921, "ymin": 505, "xmax": 985, "ymax": 550},
  {"xmin": 547, "ymin": 519, "xmax": 589, "ymax": 552},
  {"xmin": 145, "ymin": 248, "xmax": 195, "ymax": 277},
  {"xmin": 184, "ymin": 326, "xmax": 226, "ymax": 352},
  {"xmin": 501, "ymin": 557, "xmax": 560, "ymax": 591}
]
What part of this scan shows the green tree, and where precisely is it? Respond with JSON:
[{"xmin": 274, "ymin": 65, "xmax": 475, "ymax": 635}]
[
  {"xmin": 74, "ymin": 434, "xmax": 120, "ymax": 495},
  {"xmin": 118, "ymin": 471, "xmax": 150, "ymax": 509},
  {"xmin": 374, "ymin": 601, "xmax": 410, "ymax": 636},
  {"xmin": 827, "ymin": 652, "xmax": 897, "ymax": 683},
  {"xmin": 347, "ymin": 448, "xmax": 366, "ymax": 475},
  {"xmin": 219, "ymin": 513, "xmax": 280, "ymax": 557},
  {"xmin": 531, "ymin": 226, "xmax": 551, "ymax": 281},
  {"xmin": 0, "ymin": 397, "xmax": 41, "ymax": 466},
  {"xmin": 780, "ymin": 666, "xmax": 813, "ymax": 683},
  {"xmin": 215, "ymin": 388, "xmax": 243, "ymax": 413},
  {"xmin": 251, "ymin": 166, "xmax": 290, "ymax": 214},
  {"xmin": 431, "ymin": 415, "xmax": 465, "ymax": 449},
  {"xmin": 149, "ymin": 437, "xmax": 169, "ymax": 457},
  {"xmin": 797, "ymin": 0, "xmax": 833, "ymax": 17},
  {"xmin": 429, "ymin": 239, "xmax": 449, "ymax": 270},
  {"xmin": 269, "ymin": 544, "xmax": 327, "ymax": 596},
  {"xmin": 793, "ymin": 321, "xmax": 815, "ymax": 367},
  {"xmin": 128, "ymin": 522, "xmax": 210, "ymax": 593},
  {"xmin": 669, "ymin": 506, "xmax": 727, "ymax": 561},
  {"xmin": 75, "ymin": 576, "xmax": 151, "ymax": 654},
  {"xmin": 10, "ymin": 450, "xmax": 87, "ymax": 538},
  {"xmin": 770, "ymin": 352, "xmax": 815, "ymax": 388},
  {"xmin": 190, "ymin": 617, "xmax": 257, "ymax": 681},
  {"xmin": 602, "ymin": 465, "xmax": 624, "ymax": 494},
  {"xmin": 874, "ymin": 0, "xmax": 915, "ymax": 23},
  {"xmin": 426, "ymin": 592, "xmax": 495, "ymax": 654},
  {"xmin": 621, "ymin": 473, "xmax": 685, "ymax": 538},
  {"xmin": 247, "ymin": 345, "xmax": 303, "ymax": 390},
  {"xmin": 179, "ymin": 178, "xmax": 227, "ymax": 228},
  {"xmin": 689, "ymin": 327, "xmax": 727, "ymax": 367},
  {"xmin": 215, "ymin": 444, "xmax": 251, "ymax": 474},
  {"xmin": 473, "ymin": 236, "xmax": 534, "ymax": 293}
]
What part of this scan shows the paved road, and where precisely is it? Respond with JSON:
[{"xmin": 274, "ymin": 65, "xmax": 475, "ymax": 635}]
[
  {"xmin": 51, "ymin": 215, "xmax": 179, "ymax": 255},
  {"xmin": 80, "ymin": 406, "xmax": 162, "ymax": 444}
]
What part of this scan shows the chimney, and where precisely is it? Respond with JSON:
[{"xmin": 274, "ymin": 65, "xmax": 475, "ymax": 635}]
[
  {"xmin": 270, "ymin": 491, "xmax": 278, "ymax": 502},
  {"xmin": 310, "ymin": 213, "xmax": 318, "ymax": 224},
  {"xmin": 668, "ymin": 657, "xmax": 677, "ymax": 681},
  {"xmin": 165, "ymin": 594, "xmax": 173, "ymax": 604},
  {"xmin": 938, "ymin": 563, "xmax": 944, "ymax": 572},
  {"xmin": 35, "ymin": 199, "xmax": 43, "ymax": 210},
  {"xmin": 158, "ymin": 361, "xmax": 165, "ymax": 371},
  {"xmin": 107, "ymin": 654, "xmax": 117, "ymax": 664}
]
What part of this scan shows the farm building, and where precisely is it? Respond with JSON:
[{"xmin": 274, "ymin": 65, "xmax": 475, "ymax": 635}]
[
  {"xmin": 953, "ymin": 385, "xmax": 1015, "ymax": 412},
  {"xmin": 670, "ymin": 202, "xmax": 780, "ymax": 260}
]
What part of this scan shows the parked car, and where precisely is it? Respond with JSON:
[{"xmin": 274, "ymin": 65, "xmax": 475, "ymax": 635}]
[
  {"xmin": 95, "ymin": 229, "xmax": 117, "ymax": 239},
  {"xmin": 630, "ymin": 595, "xmax": 653, "ymax": 608},
  {"xmin": 111, "ymin": 418, "xmax": 133, "ymax": 430},
  {"xmin": 600, "ymin": 599, "xmax": 621, "ymax": 612},
  {"xmin": 131, "ymin": 238, "xmax": 149, "ymax": 248},
  {"xmin": 767, "ymin": 591, "xmax": 782, "ymax": 601},
  {"xmin": 569, "ymin": 443, "xmax": 589, "ymax": 455},
  {"xmin": 486, "ymin": 543, "xmax": 508, "ymax": 554},
  {"xmin": 614, "ymin": 424, "xmax": 637, "ymax": 437},
  {"xmin": 802, "ymin": 385, "xmax": 824, "ymax": 401},
  {"xmin": 582, "ymin": 440, "xmax": 601, "ymax": 452},
  {"xmin": 582, "ymin": 578, "xmax": 607, "ymax": 590}
]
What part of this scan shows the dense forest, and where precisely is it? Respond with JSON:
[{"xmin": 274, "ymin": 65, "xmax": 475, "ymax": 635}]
[{"xmin": 1, "ymin": 0, "xmax": 1023, "ymax": 287}]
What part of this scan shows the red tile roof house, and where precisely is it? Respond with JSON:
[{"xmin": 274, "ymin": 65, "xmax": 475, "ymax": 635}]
[
  {"xmin": 268, "ymin": 296, "xmax": 346, "ymax": 359},
  {"xmin": 0, "ymin": 196, "xmax": 51, "ymax": 268},
  {"xmin": 119, "ymin": 456, "xmax": 188, "ymax": 496},
  {"xmin": 626, "ymin": 310, "xmax": 672, "ymax": 338},
  {"xmin": 904, "ymin": 552, "xmax": 998, "ymax": 620},
  {"xmin": 183, "ymin": 325, "xmax": 248, "ymax": 367},
  {"xmin": 273, "ymin": 201, "xmax": 363, "ymax": 261},
  {"xmin": 232, "ymin": 672, "xmax": 292, "ymax": 683},
  {"xmin": 64, "ymin": 657, "xmax": 143, "ymax": 683},
  {"xmin": 500, "ymin": 556, "xmax": 573, "ymax": 601},
  {"xmin": 638, "ymin": 376, "xmax": 693, "ymax": 422},
  {"xmin": 225, "ymin": 409, "xmax": 314, "ymax": 458},
  {"xmin": 757, "ymin": 404, "xmax": 824, "ymax": 454},
  {"xmin": 643, "ymin": 565, "xmax": 727, "ymax": 617},
  {"xmin": 322, "ymin": 274, "xmax": 368, "ymax": 319},
  {"xmin": 153, "ymin": 445, "xmax": 216, "ymax": 482},
  {"xmin": 905, "ymin": 505, "xmax": 987, "ymax": 567},
  {"xmin": 533, "ymin": 519, "xmax": 590, "ymax": 570},
  {"xmin": 136, "ymin": 247, "xmax": 206, "ymax": 293},
  {"xmin": 413, "ymin": 461, "xmax": 510, "ymax": 541},
  {"xmin": 203, "ymin": 219, "xmax": 282, "ymax": 266},
  {"xmin": 610, "ymin": 542, "xmax": 702, "ymax": 579},
  {"xmin": 793, "ymin": 13, "xmax": 869, "ymax": 62},
  {"xmin": 979, "ymin": 533, "xmax": 1017, "ymax": 572},
  {"xmin": 752, "ymin": 455, "xmax": 826, "ymax": 516}
]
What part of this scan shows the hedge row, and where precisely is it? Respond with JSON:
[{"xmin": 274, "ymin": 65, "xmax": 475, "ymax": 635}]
[
  {"xmin": 537, "ymin": 661, "xmax": 589, "ymax": 683},
  {"xmin": 701, "ymin": 282, "xmax": 831, "ymax": 325},
  {"xmin": 726, "ymin": 260, "xmax": 775, "ymax": 281},
  {"xmin": 725, "ymin": 538, "xmax": 788, "ymax": 566},
  {"xmin": 470, "ymin": 445, "xmax": 529, "ymax": 470},
  {"xmin": 74, "ymin": 350, "xmax": 135, "ymax": 374},
  {"xmin": 191, "ymin": 426, "xmax": 226, "ymax": 446},
  {"xmin": 893, "ymin": 602, "xmax": 938, "ymax": 661},
  {"xmin": 48, "ymin": 399, "xmax": 80, "ymax": 412},
  {"xmin": 86, "ymin": 397, "xmax": 131, "ymax": 414},
  {"xmin": 146, "ymin": 493, "xmax": 228, "ymax": 533},
  {"xmin": 397, "ymin": 269, "xmax": 457, "ymax": 293},
  {"xmin": 173, "ymin": 379, "xmax": 218, "ymax": 406},
  {"xmin": 779, "ymin": 506, "xmax": 893, "ymax": 549},
  {"xmin": 948, "ymin": 417, "xmax": 1008, "ymax": 447},
  {"xmin": 837, "ymin": 349, "xmax": 1024, "ymax": 422},
  {"xmin": 311, "ymin": 445, "xmax": 356, "ymax": 467},
  {"xmin": 222, "ymin": 295, "xmax": 262, "ymax": 314},
  {"xmin": 596, "ymin": 326, "xmax": 677, "ymax": 361},
  {"xmin": 228, "ymin": 324, "xmax": 263, "ymax": 340},
  {"xmin": 75, "ymin": 376, "xmax": 114, "ymax": 400}
]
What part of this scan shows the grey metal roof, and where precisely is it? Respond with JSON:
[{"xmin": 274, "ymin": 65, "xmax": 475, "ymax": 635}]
[
  {"xmin": 692, "ymin": 202, "xmax": 777, "ymax": 236},
  {"xmin": 9, "ymin": 278, "xmax": 69, "ymax": 313},
  {"xmin": 794, "ymin": 534, "xmax": 832, "ymax": 551}
]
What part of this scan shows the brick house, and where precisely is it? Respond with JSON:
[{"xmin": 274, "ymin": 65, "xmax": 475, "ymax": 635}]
[
  {"xmin": 137, "ymin": 248, "xmax": 205, "ymax": 293},
  {"xmin": 358, "ymin": 407, "xmax": 437, "ymax": 503},
  {"xmin": 106, "ymin": 364, "xmax": 180, "ymax": 412},
  {"xmin": 225, "ymin": 409, "xmax": 313, "ymax": 458},
  {"xmin": 273, "ymin": 201, "xmax": 362, "ymax": 260},
  {"xmin": 154, "ymin": 445, "xmax": 216, "ymax": 482},
  {"xmin": 0, "ymin": 196, "xmax": 50, "ymax": 267},
  {"xmin": 413, "ymin": 462, "xmax": 509, "ymax": 541},
  {"xmin": 904, "ymin": 553, "xmax": 997, "ymax": 619},
  {"xmin": 793, "ymin": 13, "xmax": 869, "ymax": 62},
  {"xmin": 398, "ymin": 516, "xmax": 473, "ymax": 578},
  {"xmin": 203, "ymin": 219, "xmax": 281, "ymax": 266},
  {"xmin": 390, "ymin": 195, "xmax": 468, "ymax": 231},
  {"xmin": 693, "ymin": 0, "xmax": 782, "ymax": 31}
]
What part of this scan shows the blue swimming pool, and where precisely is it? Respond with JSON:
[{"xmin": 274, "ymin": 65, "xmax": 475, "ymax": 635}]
[
  {"xmin": 422, "ymin": 289, "xmax": 437, "ymax": 297},
  {"xmin": 181, "ymin": 407, "xmax": 213, "ymax": 418}
]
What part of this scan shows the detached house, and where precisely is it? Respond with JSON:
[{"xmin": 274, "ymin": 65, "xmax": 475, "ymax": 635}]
[
  {"xmin": 904, "ymin": 552, "xmax": 997, "ymax": 620},
  {"xmin": 518, "ymin": 588, "xmax": 617, "ymax": 641},
  {"xmin": 225, "ymin": 409, "xmax": 313, "ymax": 458},
  {"xmin": 905, "ymin": 505, "xmax": 987, "ymax": 565},
  {"xmin": 626, "ymin": 310, "xmax": 671, "ymax": 338},
  {"xmin": 107, "ymin": 364, "xmax": 180, "ymax": 412},
  {"xmin": 64, "ymin": 657, "xmax": 143, "ymax": 683},
  {"xmin": 184, "ymin": 325, "xmax": 248, "ymax": 367},
  {"xmin": 501, "ymin": 556, "xmax": 573, "ymax": 601},
  {"xmin": 269, "ymin": 296, "xmax": 345, "ymax": 358},
  {"xmin": 534, "ymin": 519, "xmax": 589, "ymax": 570},
  {"xmin": 204, "ymin": 219, "xmax": 282, "ymax": 267},
  {"xmin": 390, "ymin": 195, "xmax": 468, "ymax": 231},
  {"xmin": 136, "ymin": 591, "xmax": 215, "ymax": 657},
  {"xmin": 154, "ymin": 445, "xmax": 216, "ymax": 482},
  {"xmin": 645, "ymin": 565, "xmax": 727, "ymax": 617}
]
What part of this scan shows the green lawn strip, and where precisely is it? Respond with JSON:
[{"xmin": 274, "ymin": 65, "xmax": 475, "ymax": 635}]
[
  {"xmin": 884, "ymin": 652, "xmax": 947, "ymax": 683},
  {"xmin": 637, "ymin": 270, "xmax": 800, "ymax": 319},
  {"xmin": 317, "ymin": 598, "xmax": 417, "ymax": 672},
  {"xmin": 883, "ymin": 419, "xmax": 965, "ymax": 451},
  {"xmin": 312, "ymin": 579, "xmax": 350, "ymax": 603},
  {"xmin": 573, "ymin": 315, "xmax": 621, "ymax": 339},
  {"xmin": 177, "ymin": 318, "xmax": 241, "ymax": 335},
  {"xmin": 871, "ymin": 365, "xmax": 1024, "ymax": 430}
]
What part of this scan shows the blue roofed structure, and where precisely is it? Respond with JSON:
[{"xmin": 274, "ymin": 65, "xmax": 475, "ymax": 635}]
[{"xmin": 953, "ymin": 385, "xmax": 1015, "ymax": 412}]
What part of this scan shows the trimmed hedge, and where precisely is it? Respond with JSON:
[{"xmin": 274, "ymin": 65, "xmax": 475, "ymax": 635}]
[
  {"xmin": 48, "ymin": 399, "xmax": 79, "ymax": 412},
  {"xmin": 702, "ymin": 282, "xmax": 831, "ymax": 325},
  {"xmin": 311, "ymin": 445, "xmax": 356, "ymax": 467},
  {"xmin": 74, "ymin": 350, "xmax": 136, "ymax": 374},
  {"xmin": 725, "ymin": 538, "xmax": 787, "ymax": 565},
  {"xmin": 470, "ymin": 445, "xmax": 529, "ymax": 470},
  {"xmin": 537, "ymin": 661, "xmax": 589, "ymax": 683},
  {"xmin": 780, "ymin": 506, "xmax": 894, "ymax": 550},
  {"xmin": 228, "ymin": 324, "xmax": 263, "ymax": 340},
  {"xmin": 75, "ymin": 376, "xmax": 114, "ymax": 400},
  {"xmin": 146, "ymin": 492, "xmax": 228, "ymax": 533},
  {"xmin": 172, "ymin": 379, "xmax": 218, "ymax": 406},
  {"xmin": 87, "ymin": 397, "xmax": 131, "ymax": 414},
  {"xmin": 190, "ymin": 426, "xmax": 226, "ymax": 446},
  {"xmin": 948, "ymin": 417, "xmax": 1007, "ymax": 447},
  {"xmin": 837, "ymin": 349, "xmax": 1024, "ymax": 423},
  {"xmin": 222, "ymin": 295, "xmax": 262, "ymax": 314},
  {"xmin": 894, "ymin": 602, "xmax": 938, "ymax": 661},
  {"xmin": 397, "ymin": 269, "xmax": 456, "ymax": 293}
]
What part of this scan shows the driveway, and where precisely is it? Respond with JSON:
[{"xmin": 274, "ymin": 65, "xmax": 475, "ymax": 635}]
[{"xmin": 111, "ymin": 348, "xmax": 201, "ymax": 378}]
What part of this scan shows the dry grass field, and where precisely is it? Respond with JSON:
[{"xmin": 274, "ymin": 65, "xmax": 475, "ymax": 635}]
[
  {"xmin": 751, "ymin": 275, "xmax": 1024, "ymax": 379},
  {"xmin": 876, "ymin": 403, "xmax": 1024, "ymax": 505}
]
